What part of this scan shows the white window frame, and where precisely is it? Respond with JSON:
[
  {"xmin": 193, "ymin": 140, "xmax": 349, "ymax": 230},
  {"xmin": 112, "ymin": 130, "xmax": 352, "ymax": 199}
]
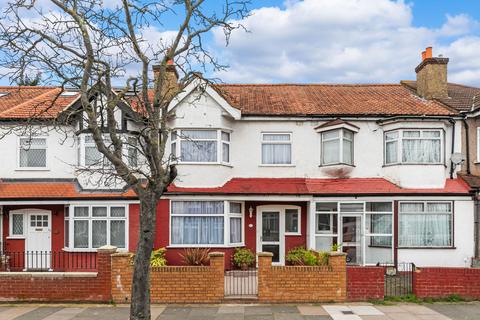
[
  {"xmin": 384, "ymin": 129, "xmax": 444, "ymax": 165},
  {"xmin": 17, "ymin": 136, "xmax": 48, "ymax": 170},
  {"xmin": 398, "ymin": 201, "xmax": 453, "ymax": 248},
  {"xmin": 320, "ymin": 128, "xmax": 354, "ymax": 166},
  {"xmin": 77, "ymin": 133, "xmax": 137, "ymax": 168},
  {"xmin": 260, "ymin": 132, "xmax": 293, "ymax": 166},
  {"xmin": 8, "ymin": 211, "xmax": 26, "ymax": 239},
  {"xmin": 171, "ymin": 129, "xmax": 231, "ymax": 165},
  {"xmin": 169, "ymin": 200, "xmax": 244, "ymax": 248},
  {"xmin": 65, "ymin": 203, "xmax": 129, "ymax": 252},
  {"xmin": 285, "ymin": 208, "xmax": 301, "ymax": 236}
]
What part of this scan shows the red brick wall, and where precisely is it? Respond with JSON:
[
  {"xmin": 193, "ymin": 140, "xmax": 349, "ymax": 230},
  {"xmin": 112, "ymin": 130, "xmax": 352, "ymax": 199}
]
[
  {"xmin": 413, "ymin": 267, "xmax": 480, "ymax": 299},
  {"xmin": 111, "ymin": 252, "xmax": 225, "ymax": 304},
  {"xmin": 347, "ymin": 266, "xmax": 384, "ymax": 301},
  {"xmin": 257, "ymin": 252, "xmax": 347, "ymax": 303},
  {"xmin": 0, "ymin": 247, "xmax": 114, "ymax": 302}
]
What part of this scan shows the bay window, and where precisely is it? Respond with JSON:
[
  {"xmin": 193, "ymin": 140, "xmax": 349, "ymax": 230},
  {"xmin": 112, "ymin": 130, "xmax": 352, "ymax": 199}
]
[
  {"xmin": 18, "ymin": 137, "xmax": 47, "ymax": 169},
  {"xmin": 385, "ymin": 129, "xmax": 443, "ymax": 164},
  {"xmin": 321, "ymin": 129, "xmax": 354, "ymax": 165},
  {"xmin": 261, "ymin": 132, "xmax": 292, "ymax": 165},
  {"xmin": 171, "ymin": 129, "xmax": 230, "ymax": 164},
  {"xmin": 65, "ymin": 204, "xmax": 128, "ymax": 250},
  {"xmin": 399, "ymin": 201, "xmax": 452, "ymax": 247},
  {"xmin": 170, "ymin": 200, "xmax": 244, "ymax": 246}
]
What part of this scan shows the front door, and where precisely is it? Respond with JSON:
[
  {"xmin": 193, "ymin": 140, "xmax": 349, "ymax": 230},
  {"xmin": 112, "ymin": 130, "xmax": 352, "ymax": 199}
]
[
  {"xmin": 26, "ymin": 210, "xmax": 52, "ymax": 270},
  {"xmin": 341, "ymin": 215, "xmax": 362, "ymax": 264},
  {"xmin": 259, "ymin": 211, "xmax": 283, "ymax": 265}
]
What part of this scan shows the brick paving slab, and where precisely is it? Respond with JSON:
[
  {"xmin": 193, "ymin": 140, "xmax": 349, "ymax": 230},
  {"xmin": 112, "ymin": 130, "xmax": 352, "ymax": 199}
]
[
  {"xmin": 13, "ymin": 307, "xmax": 64, "ymax": 320},
  {"xmin": 428, "ymin": 303, "xmax": 480, "ymax": 320},
  {"xmin": 41, "ymin": 308, "xmax": 86, "ymax": 320},
  {"xmin": 72, "ymin": 307, "xmax": 129, "ymax": 320},
  {"xmin": 0, "ymin": 306, "xmax": 38, "ymax": 320},
  {"xmin": 218, "ymin": 306, "xmax": 244, "ymax": 314},
  {"xmin": 244, "ymin": 306, "xmax": 273, "ymax": 315},
  {"xmin": 188, "ymin": 307, "xmax": 219, "ymax": 316},
  {"xmin": 270, "ymin": 306, "xmax": 299, "ymax": 313},
  {"xmin": 297, "ymin": 306, "xmax": 329, "ymax": 316}
]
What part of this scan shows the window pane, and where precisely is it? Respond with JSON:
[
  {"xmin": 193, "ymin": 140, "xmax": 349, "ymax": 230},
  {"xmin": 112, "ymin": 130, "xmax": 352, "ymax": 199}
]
[
  {"xmin": 285, "ymin": 209, "xmax": 299, "ymax": 233},
  {"xmin": 221, "ymin": 131, "xmax": 230, "ymax": 141},
  {"xmin": 366, "ymin": 202, "xmax": 393, "ymax": 212},
  {"xmin": 262, "ymin": 144, "xmax": 291, "ymax": 164},
  {"xmin": 400, "ymin": 203, "xmax": 424, "ymax": 213},
  {"xmin": 20, "ymin": 149, "xmax": 46, "ymax": 167},
  {"xmin": 315, "ymin": 236, "xmax": 338, "ymax": 251},
  {"xmin": 316, "ymin": 202, "xmax": 337, "ymax": 212},
  {"xmin": 171, "ymin": 142, "xmax": 176, "ymax": 158},
  {"xmin": 427, "ymin": 202, "xmax": 451, "ymax": 213},
  {"xmin": 92, "ymin": 207, "xmax": 107, "ymax": 217},
  {"xmin": 316, "ymin": 213, "xmax": 338, "ymax": 233},
  {"xmin": 322, "ymin": 130, "xmax": 340, "ymax": 140},
  {"xmin": 343, "ymin": 130, "xmax": 353, "ymax": 140},
  {"xmin": 111, "ymin": 207, "xmax": 126, "ymax": 217},
  {"xmin": 230, "ymin": 217, "xmax": 242, "ymax": 243},
  {"xmin": 423, "ymin": 131, "xmax": 441, "ymax": 138},
  {"xmin": 181, "ymin": 130, "xmax": 217, "ymax": 139},
  {"xmin": 322, "ymin": 139, "xmax": 340, "ymax": 164},
  {"xmin": 74, "ymin": 220, "xmax": 89, "ymax": 248},
  {"xmin": 385, "ymin": 141, "xmax": 398, "ymax": 164},
  {"xmin": 402, "ymin": 139, "xmax": 441, "ymax": 163},
  {"xmin": 171, "ymin": 131, "xmax": 177, "ymax": 141},
  {"xmin": 64, "ymin": 220, "xmax": 69, "ymax": 247},
  {"xmin": 366, "ymin": 214, "xmax": 392, "ymax": 235},
  {"xmin": 128, "ymin": 147, "xmax": 138, "ymax": 167},
  {"xmin": 171, "ymin": 216, "xmax": 224, "ymax": 245},
  {"xmin": 74, "ymin": 207, "xmax": 89, "ymax": 217},
  {"xmin": 92, "ymin": 220, "xmax": 107, "ymax": 248},
  {"xmin": 399, "ymin": 214, "xmax": 451, "ymax": 247},
  {"xmin": 222, "ymin": 143, "xmax": 229, "ymax": 162},
  {"xmin": 403, "ymin": 131, "xmax": 420, "ymax": 138},
  {"xmin": 342, "ymin": 138, "xmax": 353, "ymax": 164},
  {"xmin": 110, "ymin": 220, "xmax": 126, "ymax": 248},
  {"xmin": 340, "ymin": 203, "xmax": 364, "ymax": 213},
  {"xmin": 12, "ymin": 214, "xmax": 23, "ymax": 235},
  {"xmin": 385, "ymin": 131, "xmax": 398, "ymax": 140},
  {"xmin": 262, "ymin": 133, "xmax": 290, "ymax": 141},
  {"xmin": 230, "ymin": 202, "xmax": 242, "ymax": 214},
  {"xmin": 171, "ymin": 201, "xmax": 224, "ymax": 215},
  {"xmin": 85, "ymin": 146, "xmax": 103, "ymax": 166},
  {"xmin": 181, "ymin": 140, "xmax": 217, "ymax": 162}
]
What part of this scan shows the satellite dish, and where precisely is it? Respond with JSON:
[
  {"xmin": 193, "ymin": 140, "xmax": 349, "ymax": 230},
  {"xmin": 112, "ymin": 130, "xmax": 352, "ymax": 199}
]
[{"xmin": 451, "ymin": 153, "xmax": 464, "ymax": 165}]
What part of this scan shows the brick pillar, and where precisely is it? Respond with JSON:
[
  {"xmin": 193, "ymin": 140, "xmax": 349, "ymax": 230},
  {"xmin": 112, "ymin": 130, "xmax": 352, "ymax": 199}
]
[
  {"xmin": 208, "ymin": 252, "xmax": 225, "ymax": 300},
  {"xmin": 257, "ymin": 252, "xmax": 273, "ymax": 301},
  {"xmin": 97, "ymin": 245, "xmax": 117, "ymax": 302},
  {"xmin": 110, "ymin": 252, "xmax": 134, "ymax": 303},
  {"xmin": 329, "ymin": 252, "xmax": 347, "ymax": 301}
]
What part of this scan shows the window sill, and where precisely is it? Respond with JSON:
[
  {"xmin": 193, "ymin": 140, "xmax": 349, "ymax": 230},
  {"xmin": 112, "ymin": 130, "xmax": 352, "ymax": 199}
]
[
  {"xmin": 382, "ymin": 163, "xmax": 445, "ymax": 168},
  {"xmin": 167, "ymin": 244, "xmax": 245, "ymax": 249},
  {"xmin": 6, "ymin": 236, "xmax": 25, "ymax": 240},
  {"xmin": 62, "ymin": 247, "xmax": 128, "ymax": 252},
  {"xmin": 176, "ymin": 162, "xmax": 233, "ymax": 168},
  {"xmin": 259, "ymin": 164, "xmax": 295, "ymax": 167},
  {"xmin": 15, "ymin": 167, "xmax": 50, "ymax": 171},
  {"xmin": 285, "ymin": 232, "xmax": 301, "ymax": 236},
  {"xmin": 398, "ymin": 246, "xmax": 456, "ymax": 249},
  {"xmin": 319, "ymin": 163, "xmax": 355, "ymax": 168}
]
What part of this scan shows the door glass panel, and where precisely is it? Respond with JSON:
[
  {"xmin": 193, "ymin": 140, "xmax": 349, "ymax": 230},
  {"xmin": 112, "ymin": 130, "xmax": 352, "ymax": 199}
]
[
  {"xmin": 342, "ymin": 216, "xmax": 362, "ymax": 264},
  {"xmin": 262, "ymin": 212, "xmax": 279, "ymax": 241},
  {"xmin": 262, "ymin": 244, "xmax": 280, "ymax": 263}
]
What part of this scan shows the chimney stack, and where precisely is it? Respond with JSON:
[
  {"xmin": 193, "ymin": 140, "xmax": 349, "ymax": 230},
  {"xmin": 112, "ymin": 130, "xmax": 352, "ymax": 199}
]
[
  {"xmin": 415, "ymin": 46, "xmax": 449, "ymax": 100},
  {"xmin": 152, "ymin": 59, "xmax": 179, "ymax": 100}
]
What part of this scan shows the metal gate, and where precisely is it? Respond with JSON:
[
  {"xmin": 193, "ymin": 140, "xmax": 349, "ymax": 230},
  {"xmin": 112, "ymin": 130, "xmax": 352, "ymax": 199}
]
[
  {"xmin": 383, "ymin": 262, "xmax": 415, "ymax": 297},
  {"xmin": 224, "ymin": 269, "xmax": 258, "ymax": 299}
]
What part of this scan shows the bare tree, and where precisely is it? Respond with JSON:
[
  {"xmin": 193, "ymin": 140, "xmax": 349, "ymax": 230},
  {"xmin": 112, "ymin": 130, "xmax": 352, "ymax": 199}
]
[{"xmin": 0, "ymin": 1, "xmax": 250, "ymax": 319}]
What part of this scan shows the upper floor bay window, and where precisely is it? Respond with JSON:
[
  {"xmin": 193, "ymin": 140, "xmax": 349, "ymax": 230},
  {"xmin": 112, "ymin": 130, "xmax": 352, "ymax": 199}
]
[
  {"xmin": 399, "ymin": 201, "xmax": 452, "ymax": 247},
  {"xmin": 170, "ymin": 200, "xmax": 243, "ymax": 246},
  {"xmin": 65, "ymin": 204, "xmax": 128, "ymax": 250},
  {"xmin": 171, "ymin": 129, "xmax": 230, "ymax": 164},
  {"xmin": 321, "ymin": 129, "xmax": 354, "ymax": 166},
  {"xmin": 18, "ymin": 137, "xmax": 47, "ymax": 169},
  {"xmin": 385, "ymin": 129, "xmax": 443, "ymax": 165},
  {"xmin": 261, "ymin": 132, "xmax": 292, "ymax": 165}
]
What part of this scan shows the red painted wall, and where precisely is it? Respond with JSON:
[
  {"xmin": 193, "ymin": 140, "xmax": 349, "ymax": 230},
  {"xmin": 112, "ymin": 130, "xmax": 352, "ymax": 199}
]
[{"xmin": 347, "ymin": 266, "xmax": 385, "ymax": 301}]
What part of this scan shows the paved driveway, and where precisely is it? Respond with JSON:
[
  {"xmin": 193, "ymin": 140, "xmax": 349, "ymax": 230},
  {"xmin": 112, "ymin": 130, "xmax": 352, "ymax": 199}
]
[{"xmin": 0, "ymin": 302, "xmax": 479, "ymax": 320}]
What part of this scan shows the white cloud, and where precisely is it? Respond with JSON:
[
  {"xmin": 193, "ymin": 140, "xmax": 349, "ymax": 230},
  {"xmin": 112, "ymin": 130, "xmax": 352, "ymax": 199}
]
[{"xmin": 212, "ymin": 0, "xmax": 480, "ymax": 86}]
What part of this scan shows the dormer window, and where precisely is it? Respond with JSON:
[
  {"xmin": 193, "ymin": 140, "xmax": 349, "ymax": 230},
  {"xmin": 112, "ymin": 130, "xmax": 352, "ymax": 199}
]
[
  {"xmin": 320, "ymin": 129, "xmax": 354, "ymax": 166},
  {"xmin": 171, "ymin": 129, "xmax": 230, "ymax": 164}
]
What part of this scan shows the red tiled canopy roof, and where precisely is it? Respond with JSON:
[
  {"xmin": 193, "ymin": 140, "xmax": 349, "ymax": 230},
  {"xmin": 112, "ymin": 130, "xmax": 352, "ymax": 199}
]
[
  {"xmin": 213, "ymin": 84, "xmax": 457, "ymax": 116},
  {"xmin": 167, "ymin": 177, "xmax": 471, "ymax": 196}
]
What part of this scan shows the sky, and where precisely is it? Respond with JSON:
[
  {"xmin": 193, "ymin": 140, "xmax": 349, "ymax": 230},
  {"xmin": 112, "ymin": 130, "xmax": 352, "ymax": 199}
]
[{"xmin": 1, "ymin": 0, "xmax": 480, "ymax": 87}]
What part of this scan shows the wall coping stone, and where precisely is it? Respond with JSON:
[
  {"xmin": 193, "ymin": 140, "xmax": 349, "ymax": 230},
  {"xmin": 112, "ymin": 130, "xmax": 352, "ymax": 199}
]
[
  {"xmin": 97, "ymin": 245, "xmax": 117, "ymax": 253},
  {"xmin": 329, "ymin": 252, "xmax": 348, "ymax": 257},
  {"xmin": 208, "ymin": 252, "xmax": 225, "ymax": 257},
  {"xmin": 257, "ymin": 252, "xmax": 274, "ymax": 257},
  {"xmin": 0, "ymin": 272, "xmax": 98, "ymax": 278}
]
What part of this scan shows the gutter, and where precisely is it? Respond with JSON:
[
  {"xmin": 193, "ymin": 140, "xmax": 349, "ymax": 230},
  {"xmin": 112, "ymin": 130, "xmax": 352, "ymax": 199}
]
[
  {"xmin": 376, "ymin": 115, "xmax": 456, "ymax": 124},
  {"xmin": 449, "ymin": 118, "xmax": 456, "ymax": 179}
]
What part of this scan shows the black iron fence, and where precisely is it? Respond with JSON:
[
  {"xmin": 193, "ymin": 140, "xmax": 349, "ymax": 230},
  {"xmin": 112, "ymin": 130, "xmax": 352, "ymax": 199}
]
[
  {"xmin": 224, "ymin": 269, "xmax": 258, "ymax": 298},
  {"xmin": 0, "ymin": 251, "xmax": 97, "ymax": 272},
  {"xmin": 382, "ymin": 262, "xmax": 415, "ymax": 297}
]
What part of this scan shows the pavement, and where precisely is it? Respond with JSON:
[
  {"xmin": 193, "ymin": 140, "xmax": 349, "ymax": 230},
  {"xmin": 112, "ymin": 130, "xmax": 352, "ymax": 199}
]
[{"xmin": 0, "ymin": 302, "xmax": 479, "ymax": 320}]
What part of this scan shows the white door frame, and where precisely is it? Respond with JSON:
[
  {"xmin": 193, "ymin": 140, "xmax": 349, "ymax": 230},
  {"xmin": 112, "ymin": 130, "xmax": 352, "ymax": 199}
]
[
  {"xmin": 21, "ymin": 209, "xmax": 52, "ymax": 270},
  {"xmin": 256, "ymin": 205, "xmax": 301, "ymax": 266},
  {"xmin": 339, "ymin": 213, "xmax": 363, "ymax": 265}
]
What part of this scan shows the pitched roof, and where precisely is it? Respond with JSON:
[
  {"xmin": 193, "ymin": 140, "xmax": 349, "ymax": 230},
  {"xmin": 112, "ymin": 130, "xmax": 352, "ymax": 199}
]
[
  {"xmin": 0, "ymin": 86, "xmax": 79, "ymax": 119},
  {"xmin": 0, "ymin": 180, "xmax": 136, "ymax": 200},
  {"xmin": 213, "ymin": 84, "xmax": 457, "ymax": 116},
  {"xmin": 401, "ymin": 80, "xmax": 480, "ymax": 112},
  {"xmin": 458, "ymin": 173, "xmax": 480, "ymax": 189},
  {"xmin": 167, "ymin": 177, "xmax": 471, "ymax": 196}
]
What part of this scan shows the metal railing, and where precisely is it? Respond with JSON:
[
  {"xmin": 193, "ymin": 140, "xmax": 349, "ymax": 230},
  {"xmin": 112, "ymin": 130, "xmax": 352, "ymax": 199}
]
[
  {"xmin": 1, "ymin": 251, "xmax": 97, "ymax": 272},
  {"xmin": 224, "ymin": 269, "xmax": 258, "ymax": 298},
  {"xmin": 382, "ymin": 262, "xmax": 415, "ymax": 297}
]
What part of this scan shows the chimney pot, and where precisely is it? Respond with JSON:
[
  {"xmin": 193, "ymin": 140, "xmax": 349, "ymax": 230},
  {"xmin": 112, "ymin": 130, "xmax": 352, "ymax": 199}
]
[
  {"xmin": 425, "ymin": 46, "xmax": 432, "ymax": 59},
  {"xmin": 422, "ymin": 51, "xmax": 426, "ymax": 61}
]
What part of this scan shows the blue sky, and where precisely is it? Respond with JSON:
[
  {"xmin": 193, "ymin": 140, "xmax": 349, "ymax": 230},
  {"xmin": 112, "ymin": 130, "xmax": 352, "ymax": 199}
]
[{"xmin": 1, "ymin": 0, "xmax": 480, "ymax": 86}]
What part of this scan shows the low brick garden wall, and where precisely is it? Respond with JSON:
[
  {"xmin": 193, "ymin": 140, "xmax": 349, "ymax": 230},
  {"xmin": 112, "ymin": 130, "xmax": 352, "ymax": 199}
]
[
  {"xmin": 0, "ymin": 247, "xmax": 114, "ymax": 302},
  {"xmin": 257, "ymin": 252, "xmax": 347, "ymax": 303},
  {"xmin": 111, "ymin": 252, "xmax": 225, "ymax": 304},
  {"xmin": 347, "ymin": 266, "xmax": 384, "ymax": 301},
  {"xmin": 413, "ymin": 267, "xmax": 480, "ymax": 299}
]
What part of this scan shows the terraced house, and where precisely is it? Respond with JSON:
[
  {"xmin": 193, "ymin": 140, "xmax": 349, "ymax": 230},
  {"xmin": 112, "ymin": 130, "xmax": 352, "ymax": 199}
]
[{"xmin": 0, "ymin": 47, "xmax": 478, "ymax": 272}]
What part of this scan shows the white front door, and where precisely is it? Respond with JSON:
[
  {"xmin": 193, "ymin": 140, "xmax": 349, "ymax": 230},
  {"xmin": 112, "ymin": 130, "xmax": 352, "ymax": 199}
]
[{"xmin": 26, "ymin": 210, "xmax": 52, "ymax": 270}]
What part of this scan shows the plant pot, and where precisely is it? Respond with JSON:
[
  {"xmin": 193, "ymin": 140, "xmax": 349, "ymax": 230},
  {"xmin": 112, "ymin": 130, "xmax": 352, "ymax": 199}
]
[{"xmin": 240, "ymin": 263, "xmax": 249, "ymax": 270}]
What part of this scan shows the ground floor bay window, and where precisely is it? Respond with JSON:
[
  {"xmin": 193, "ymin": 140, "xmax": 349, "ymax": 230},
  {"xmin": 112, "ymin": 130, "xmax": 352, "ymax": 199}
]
[
  {"xmin": 64, "ymin": 204, "xmax": 128, "ymax": 251},
  {"xmin": 170, "ymin": 200, "xmax": 244, "ymax": 247}
]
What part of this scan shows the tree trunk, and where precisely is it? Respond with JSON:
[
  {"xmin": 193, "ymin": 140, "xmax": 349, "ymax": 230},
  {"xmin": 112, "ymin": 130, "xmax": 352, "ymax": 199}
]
[{"xmin": 130, "ymin": 191, "xmax": 158, "ymax": 320}]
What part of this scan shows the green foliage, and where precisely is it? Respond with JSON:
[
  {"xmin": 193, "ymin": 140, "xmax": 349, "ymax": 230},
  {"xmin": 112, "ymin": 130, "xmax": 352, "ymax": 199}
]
[
  {"xmin": 180, "ymin": 248, "xmax": 210, "ymax": 266},
  {"xmin": 331, "ymin": 243, "xmax": 342, "ymax": 251},
  {"xmin": 233, "ymin": 247, "xmax": 255, "ymax": 268},
  {"xmin": 286, "ymin": 246, "xmax": 329, "ymax": 266},
  {"xmin": 150, "ymin": 248, "xmax": 167, "ymax": 267}
]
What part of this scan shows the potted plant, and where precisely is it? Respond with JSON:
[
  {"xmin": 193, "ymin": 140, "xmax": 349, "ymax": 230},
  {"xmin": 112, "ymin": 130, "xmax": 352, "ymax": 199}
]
[
  {"xmin": 179, "ymin": 248, "xmax": 210, "ymax": 266},
  {"xmin": 233, "ymin": 248, "xmax": 255, "ymax": 270},
  {"xmin": 150, "ymin": 248, "xmax": 167, "ymax": 267}
]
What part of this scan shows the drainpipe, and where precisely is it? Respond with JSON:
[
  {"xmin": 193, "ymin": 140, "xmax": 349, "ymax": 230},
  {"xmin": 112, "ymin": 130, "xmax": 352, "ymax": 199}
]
[
  {"xmin": 462, "ymin": 116, "xmax": 471, "ymax": 175},
  {"xmin": 476, "ymin": 198, "xmax": 480, "ymax": 259},
  {"xmin": 449, "ymin": 119, "xmax": 456, "ymax": 179}
]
